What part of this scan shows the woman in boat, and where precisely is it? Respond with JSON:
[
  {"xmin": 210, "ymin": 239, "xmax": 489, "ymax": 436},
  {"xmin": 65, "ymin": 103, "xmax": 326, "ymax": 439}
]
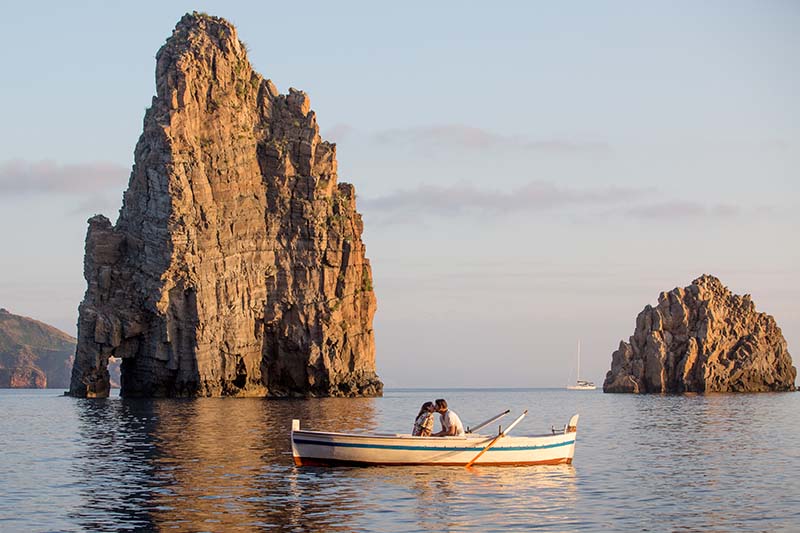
[{"xmin": 412, "ymin": 401, "xmax": 435, "ymax": 436}]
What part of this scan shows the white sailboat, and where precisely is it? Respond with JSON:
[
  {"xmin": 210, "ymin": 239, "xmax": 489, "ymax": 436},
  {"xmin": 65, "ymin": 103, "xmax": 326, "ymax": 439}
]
[{"xmin": 567, "ymin": 340, "xmax": 596, "ymax": 390}]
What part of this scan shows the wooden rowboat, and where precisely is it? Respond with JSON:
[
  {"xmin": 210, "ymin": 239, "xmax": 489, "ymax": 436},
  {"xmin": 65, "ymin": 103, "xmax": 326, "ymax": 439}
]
[{"xmin": 291, "ymin": 413, "xmax": 579, "ymax": 467}]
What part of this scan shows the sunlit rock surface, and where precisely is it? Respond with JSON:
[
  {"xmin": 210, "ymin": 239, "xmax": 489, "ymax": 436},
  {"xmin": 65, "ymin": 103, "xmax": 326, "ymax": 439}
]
[
  {"xmin": 604, "ymin": 275, "xmax": 796, "ymax": 393},
  {"xmin": 69, "ymin": 13, "xmax": 381, "ymax": 398},
  {"xmin": 0, "ymin": 308, "xmax": 74, "ymax": 388}
]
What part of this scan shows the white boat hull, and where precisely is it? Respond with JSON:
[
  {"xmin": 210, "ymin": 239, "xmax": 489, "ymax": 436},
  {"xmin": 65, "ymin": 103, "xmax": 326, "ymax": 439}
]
[{"xmin": 291, "ymin": 415, "xmax": 579, "ymax": 467}]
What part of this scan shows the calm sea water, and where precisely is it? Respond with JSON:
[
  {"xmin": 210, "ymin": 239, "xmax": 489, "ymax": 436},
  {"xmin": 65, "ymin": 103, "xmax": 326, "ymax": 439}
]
[{"xmin": 1, "ymin": 388, "xmax": 798, "ymax": 532}]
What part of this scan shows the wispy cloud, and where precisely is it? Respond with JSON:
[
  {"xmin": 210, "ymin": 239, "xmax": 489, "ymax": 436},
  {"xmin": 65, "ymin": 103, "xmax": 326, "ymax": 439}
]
[
  {"xmin": 361, "ymin": 181, "xmax": 648, "ymax": 216},
  {"xmin": 373, "ymin": 125, "xmax": 609, "ymax": 154},
  {"xmin": 323, "ymin": 123, "xmax": 356, "ymax": 143},
  {"xmin": 0, "ymin": 159, "xmax": 129, "ymax": 196},
  {"xmin": 323, "ymin": 123, "xmax": 609, "ymax": 154},
  {"xmin": 65, "ymin": 194, "xmax": 123, "ymax": 216},
  {"xmin": 624, "ymin": 201, "xmax": 742, "ymax": 219},
  {"xmin": 360, "ymin": 182, "xmax": 757, "ymax": 225}
]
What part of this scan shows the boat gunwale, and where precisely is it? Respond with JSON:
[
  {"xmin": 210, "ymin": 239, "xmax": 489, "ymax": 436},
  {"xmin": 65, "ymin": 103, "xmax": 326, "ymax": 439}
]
[
  {"xmin": 291, "ymin": 429, "xmax": 571, "ymax": 442},
  {"xmin": 292, "ymin": 436, "xmax": 576, "ymax": 453}
]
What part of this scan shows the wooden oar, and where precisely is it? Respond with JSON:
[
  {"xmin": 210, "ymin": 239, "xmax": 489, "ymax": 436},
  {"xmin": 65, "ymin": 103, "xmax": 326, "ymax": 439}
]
[
  {"xmin": 466, "ymin": 409, "xmax": 511, "ymax": 434},
  {"xmin": 465, "ymin": 410, "xmax": 528, "ymax": 468}
]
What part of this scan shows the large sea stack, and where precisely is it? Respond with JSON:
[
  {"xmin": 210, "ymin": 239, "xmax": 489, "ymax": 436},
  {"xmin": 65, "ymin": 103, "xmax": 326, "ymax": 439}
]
[
  {"xmin": 69, "ymin": 13, "xmax": 382, "ymax": 398},
  {"xmin": 604, "ymin": 275, "xmax": 796, "ymax": 393}
]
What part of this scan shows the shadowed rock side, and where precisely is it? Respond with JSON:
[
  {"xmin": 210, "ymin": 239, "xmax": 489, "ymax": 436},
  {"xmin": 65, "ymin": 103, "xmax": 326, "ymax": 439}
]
[
  {"xmin": 604, "ymin": 275, "xmax": 796, "ymax": 393},
  {"xmin": 69, "ymin": 13, "xmax": 381, "ymax": 398},
  {"xmin": 0, "ymin": 308, "xmax": 75, "ymax": 388}
]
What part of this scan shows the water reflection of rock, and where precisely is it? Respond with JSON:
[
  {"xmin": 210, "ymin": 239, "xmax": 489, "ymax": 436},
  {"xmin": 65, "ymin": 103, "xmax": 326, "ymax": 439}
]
[
  {"xmin": 149, "ymin": 397, "xmax": 378, "ymax": 531},
  {"xmin": 273, "ymin": 397, "xmax": 380, "ymax": 531},
  {"xmin": 71, "ymin": 398, "xmax": 160, "ymax": 531},
  {"xmin": 287, "ymin": 397, "xmax": 382, "ymax": 433},
  {"xmin": 73, "ymin": 396, "xmax": 380, "ymax": 531},
  {"xmin": 69, "ymin": 396, "xmax": 588, "ymax": 531}
]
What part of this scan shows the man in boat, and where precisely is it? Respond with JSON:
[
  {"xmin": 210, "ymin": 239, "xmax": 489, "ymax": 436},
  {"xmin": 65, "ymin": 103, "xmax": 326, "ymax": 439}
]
[{"xmin": 432, "ymin": 398, "xmax": 465, "ymax": 437}]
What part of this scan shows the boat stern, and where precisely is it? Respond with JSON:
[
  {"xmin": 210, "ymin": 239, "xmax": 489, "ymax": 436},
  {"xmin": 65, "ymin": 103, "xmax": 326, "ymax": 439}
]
[
  {"xmin": 566, "ymin": 414, "xmax": 579, "ymax": 433},
  {"xmin": 291, "ymin": 419, "xmax": 302, "ymax": 466},
  {"xmin": 563, "ymin": 414, "xmax": 579, "ymax": 464}
]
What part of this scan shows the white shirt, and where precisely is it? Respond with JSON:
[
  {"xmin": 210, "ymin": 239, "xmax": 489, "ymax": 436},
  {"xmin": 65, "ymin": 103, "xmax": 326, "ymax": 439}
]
[{"xmin": 440, "ymin": 409, "xmax": 465, "ymax": 436}]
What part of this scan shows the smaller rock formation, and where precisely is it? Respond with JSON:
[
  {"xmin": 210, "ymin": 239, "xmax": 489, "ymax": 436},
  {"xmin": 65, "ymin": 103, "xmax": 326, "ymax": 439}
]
[
  {"xmin": 0, "ymin": 308, "xmax": 75, "ymax": 388},
  {"xmin": 604, "ymin": 275, "xmax": 796, "ymax": 393}
]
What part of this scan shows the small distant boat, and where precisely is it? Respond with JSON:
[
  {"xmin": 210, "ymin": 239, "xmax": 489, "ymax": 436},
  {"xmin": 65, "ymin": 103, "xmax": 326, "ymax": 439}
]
[
  {"xmin": 567, "ymin": 379, "xmax": 597, "ymax": 391},
  {"xmin": 567, "ymin": 340, "xmax": 596, "ymax": 390},
  {"xmin": 291, "ymin": 411, "xmax": 579, "ymax": 467}
]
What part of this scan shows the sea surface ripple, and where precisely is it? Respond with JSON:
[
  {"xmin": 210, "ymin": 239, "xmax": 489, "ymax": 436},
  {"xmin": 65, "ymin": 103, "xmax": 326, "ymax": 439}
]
[{"xmin": 1, "ymin": 388, "xmax": 798, "ymax": 532}]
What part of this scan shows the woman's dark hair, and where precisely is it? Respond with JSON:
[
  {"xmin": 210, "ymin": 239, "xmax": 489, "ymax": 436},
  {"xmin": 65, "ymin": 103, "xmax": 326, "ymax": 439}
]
[{"xmin": 417, "ymin": 401, "xmax": 434, "ymax": 419}]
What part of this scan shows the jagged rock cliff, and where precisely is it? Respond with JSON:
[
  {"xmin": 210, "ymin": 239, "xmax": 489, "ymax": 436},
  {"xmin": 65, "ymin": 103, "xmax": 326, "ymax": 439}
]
[
  {"xmin": 0, "ymin": 308, "xmax": 75, "ymax": 388},
  {"xmin": 69, "ymin": 13, "xmax": 381, "ymax": 398},
  {"xmin": 604, "ymin": 275, "xmax": 796, "ymax": 393}
]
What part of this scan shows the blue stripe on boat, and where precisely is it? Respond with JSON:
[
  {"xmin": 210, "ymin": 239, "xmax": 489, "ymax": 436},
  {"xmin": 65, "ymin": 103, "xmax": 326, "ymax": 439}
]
[{"xmin": 293, "ymin": 438, "xmax": 576, "ymax": 452}]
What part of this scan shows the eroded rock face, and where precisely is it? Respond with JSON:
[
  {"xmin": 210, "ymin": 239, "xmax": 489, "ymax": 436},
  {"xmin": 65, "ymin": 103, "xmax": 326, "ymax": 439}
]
[
  {"xmin": 0, "ymin": 308, "xmax": 75, "ymax": 389},
  {"xmin": 69, "ymin": 13, "xmax": 381, "ymax": 398},
  {"xmin": 604, "ymin": 275, "xmax": 796, "ymax": 393}
]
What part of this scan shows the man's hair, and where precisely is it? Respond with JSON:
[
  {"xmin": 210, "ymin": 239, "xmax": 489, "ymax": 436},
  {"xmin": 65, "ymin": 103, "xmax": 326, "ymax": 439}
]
[{"xmin": 435, "ymin": 398, "xmax": 447, "ymax": 410}]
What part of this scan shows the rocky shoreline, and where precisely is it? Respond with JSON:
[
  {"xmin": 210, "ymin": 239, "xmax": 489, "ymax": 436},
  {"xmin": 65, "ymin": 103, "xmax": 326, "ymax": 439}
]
[{"xmin": 0, "ymin": 308, "xmax": 75, "ymax": 388}]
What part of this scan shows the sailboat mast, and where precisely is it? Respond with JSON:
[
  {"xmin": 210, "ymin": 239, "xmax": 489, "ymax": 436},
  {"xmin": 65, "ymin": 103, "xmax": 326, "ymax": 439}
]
[{"xmin": 577, "ymin": 340, "xmax": 581, "ymax": 381}]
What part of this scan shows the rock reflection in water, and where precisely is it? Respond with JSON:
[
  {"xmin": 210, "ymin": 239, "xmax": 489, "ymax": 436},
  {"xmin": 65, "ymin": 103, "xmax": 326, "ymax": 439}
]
[
  {"xmin": 147, "ymin": 398, "xmax": 269, "ymax": 530},
  {"xmin": 69, "ymin": 395, "xmax": 578, "ymax": 532},
  {"xmin": 71, "ymin": 398, "xmax": 161, "ymax": 531},
  {"xmin": 71, "ymin": 396, "xmax": 381, "ymax": 532},
  {"xmin": 9, "ymin": 389, "xmax": 799, "ymax": 531}
]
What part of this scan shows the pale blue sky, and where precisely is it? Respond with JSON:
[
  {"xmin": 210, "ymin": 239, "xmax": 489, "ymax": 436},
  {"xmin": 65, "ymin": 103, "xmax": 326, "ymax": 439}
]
[{"xmin": 1, "ymin": 1, "xmax": 797, "ymax": 387}]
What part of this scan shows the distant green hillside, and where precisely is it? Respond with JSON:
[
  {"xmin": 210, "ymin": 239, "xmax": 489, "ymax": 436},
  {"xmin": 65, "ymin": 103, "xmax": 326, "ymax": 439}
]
[{"xmin": 0, "ymin": 308, "xmax": 76, "ymax": 388}]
